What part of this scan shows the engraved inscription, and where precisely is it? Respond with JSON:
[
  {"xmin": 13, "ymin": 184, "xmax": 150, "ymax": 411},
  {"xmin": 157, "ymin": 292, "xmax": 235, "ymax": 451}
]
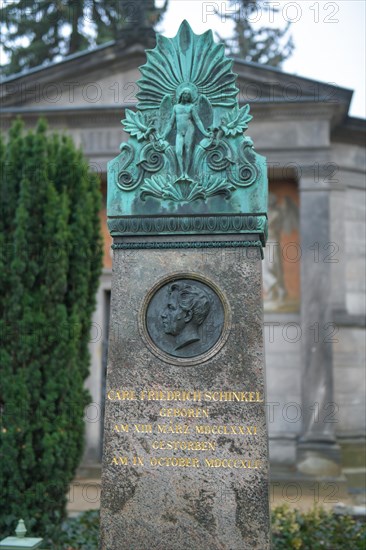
[{"xmin": 107, "ymin": 386, "xmax": 263, "ymax": 470}]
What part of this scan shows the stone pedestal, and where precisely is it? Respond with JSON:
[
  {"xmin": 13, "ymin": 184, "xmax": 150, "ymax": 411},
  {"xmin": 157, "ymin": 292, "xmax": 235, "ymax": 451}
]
[
  {"xmin": 101, "ymin": 20, "xmax": 270, "ymax": 550},
  {"xmin": 100, "ymin": 242, "xmax": 271, "ymax": 550},
  {"xmin": 297, "ymin": 442, "xmax": 344, "ymax": 478}
]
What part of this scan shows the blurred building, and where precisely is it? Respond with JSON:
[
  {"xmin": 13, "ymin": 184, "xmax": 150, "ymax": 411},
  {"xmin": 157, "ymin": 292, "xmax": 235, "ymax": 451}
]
[{"xmin": 1, "ymin": 39, "xmax": 365, "ymax": 504}]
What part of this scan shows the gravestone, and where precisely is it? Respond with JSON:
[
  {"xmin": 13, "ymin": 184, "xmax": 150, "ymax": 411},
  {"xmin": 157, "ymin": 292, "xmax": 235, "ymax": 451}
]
[{"xmin": 101, "ymin": 21, "xmax": 270, "ymax": 550}]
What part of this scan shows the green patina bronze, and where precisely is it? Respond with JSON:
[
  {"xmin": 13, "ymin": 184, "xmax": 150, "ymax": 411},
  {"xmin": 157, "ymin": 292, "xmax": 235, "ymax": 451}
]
[
  {"xmin": 108, "ymin": 20, "xmax": 268, "ymax": 245},
  {"xmin": 0, "ymin": 520, "xmax": 43, "ymax": 549}
]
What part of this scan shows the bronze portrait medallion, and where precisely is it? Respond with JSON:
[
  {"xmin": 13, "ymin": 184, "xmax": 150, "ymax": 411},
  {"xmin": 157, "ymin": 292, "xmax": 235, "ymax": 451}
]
[{"xmin": 140, "ymin": 274, "xmax": 230, "ymax": 366}]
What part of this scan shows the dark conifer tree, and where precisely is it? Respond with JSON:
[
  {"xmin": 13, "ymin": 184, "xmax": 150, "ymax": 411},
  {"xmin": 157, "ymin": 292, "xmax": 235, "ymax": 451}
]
[
  {"xmin": 0, "ymin": 120, "xmax": 103, "ymax": 538},
  {"xmin": 1, "ymin": 0, "xmax": 168, "ymax": 75},
  {"xmin": 219, "ymin": 0, "xmax": 294, "ymax": 67}
]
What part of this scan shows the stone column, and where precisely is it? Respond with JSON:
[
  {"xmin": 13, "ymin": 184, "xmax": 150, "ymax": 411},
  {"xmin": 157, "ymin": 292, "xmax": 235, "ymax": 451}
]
[
  {"xmin": 297, "ymin": 173, "xmax": 342, "ymax": 477},
  {"xmin": 329, "ymin": 177, "xmax": 347, "ymax": 314}
]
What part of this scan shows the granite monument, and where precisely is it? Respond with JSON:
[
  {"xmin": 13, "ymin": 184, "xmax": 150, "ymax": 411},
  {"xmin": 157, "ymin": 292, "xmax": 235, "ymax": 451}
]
[{"xmin": 101, "ymin": 21, "xmax": 270, "ymax": 549}]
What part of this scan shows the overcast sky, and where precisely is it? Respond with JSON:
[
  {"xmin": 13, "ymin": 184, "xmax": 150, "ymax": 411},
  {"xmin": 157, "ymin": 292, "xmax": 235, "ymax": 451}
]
[{"xmin": 157, "ymin": 0, "xmax": 365, "ymax": 118}]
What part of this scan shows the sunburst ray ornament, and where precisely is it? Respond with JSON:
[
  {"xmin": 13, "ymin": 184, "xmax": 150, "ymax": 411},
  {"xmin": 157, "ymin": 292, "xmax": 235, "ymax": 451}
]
[
  {"xmin": 137, "ymin": 20, "xmax": 239, "ymax": 110},
  {"xmin": 108, "ymin": 18, "xmax": 267, "ymax": 239}
]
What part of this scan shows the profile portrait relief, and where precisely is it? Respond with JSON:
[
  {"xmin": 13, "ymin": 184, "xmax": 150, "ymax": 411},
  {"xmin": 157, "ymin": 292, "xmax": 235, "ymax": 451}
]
[
  {"xmin": 161, "ymin": 282, "xmax": 212, "ymax": 351},
  {"xmin": 144, "ymin": 277, "xmax": 227, "ymax": 362}
]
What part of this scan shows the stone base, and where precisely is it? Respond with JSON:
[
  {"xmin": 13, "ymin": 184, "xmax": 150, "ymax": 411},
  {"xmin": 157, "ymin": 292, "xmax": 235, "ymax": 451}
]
[
  {"xmin": 270, "ymin": 478, "xmax": 349, "ymax": 510},
  {"xmin": 100, "ymin": 244, "xmax": 271, "ymax": 550},
  {"xmin": 297, "ymin": 441, "xmax": 343, "ymax": 478}
]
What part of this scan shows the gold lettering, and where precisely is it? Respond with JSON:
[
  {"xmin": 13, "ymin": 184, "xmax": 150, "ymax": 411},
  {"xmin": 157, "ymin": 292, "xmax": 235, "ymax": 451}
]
[
  {"xmin": 159, "ymin": 407, "xmax": 209, "ymax": 418},
  {"xmin": 142, "ymin": 390, "xmax": 203, "ymax": 402},
  {"xmin": 107, "ymin": 390, "xmax": 136, "ymax": 401},
  {"xmin": 202, "ymin": 391, "xmax": 263, "ymax": 402},
  {"xmin": 156, "ymin": 423, "xmax": 191, "ymax": 434},
  {"xmin": 112, "ymin": 456, "xmax": 128, "ymax": 465},
  {"xmin": 195, "ymin": 425, "xmax": 206, "ymax": 434},
  {"xmin": 151, "ymin": 440, "xmax": 216, "ymax": 452},
  {"xmin": 134, "ymin": 424, "xmax": 152, "ymax": 433},
  {"xmin": 246, "ymin": 426, "xmax": 257, "ymax": 435},
  {"xmin": 114, "ymin": 424, "xmax": 129, "ymax": 433},
  {"xmin": 138, "ymin": 389, "xmax": 263, "ymax": 402},
  {"xmin": 204, "ymin": 458, "xmax": 261, "ymax": 468},
  {"xmin": 195, "ymin": 424, "xmax": 257, "ymax": 436},
  {"xmin": 150, "ymin": 456, "xmax": 200, "ymax": 468}
]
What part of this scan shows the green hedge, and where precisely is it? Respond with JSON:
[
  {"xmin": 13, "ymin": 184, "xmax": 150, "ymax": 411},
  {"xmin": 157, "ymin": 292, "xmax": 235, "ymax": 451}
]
[
  {"xmin": 57, "ymin": 511, "xmax": 99, "ymax": 550},
  {"xmin": 272, "ymin": 505, "xmax": 365, "ymax": 549},
  {"xmin": 46, "ymin": 506, "xmax": 366, "ymax": 549}
]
